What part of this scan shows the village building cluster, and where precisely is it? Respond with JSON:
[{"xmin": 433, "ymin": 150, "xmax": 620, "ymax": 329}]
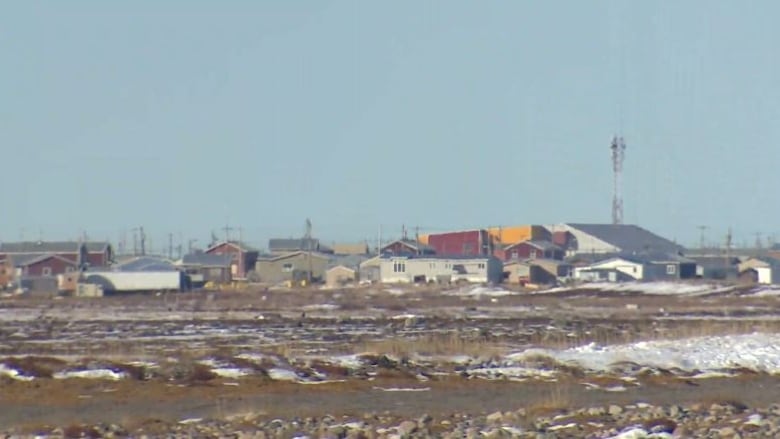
[{"xmin": 1, "ymin": 222, "xmax": 778, "ymax": 296}]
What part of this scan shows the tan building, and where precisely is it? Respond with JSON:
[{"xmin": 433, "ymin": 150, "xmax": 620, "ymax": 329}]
[
  {"xmin": 255, "ymin": 251, "xmax": 330, "ymax": 285},
  {"xmin": 325, "ymin": 265, "xmax": 357, "ymax": 288},
  {"xmin": 332, "ymin": 243, "xmax": 369, "ymax": 256}
]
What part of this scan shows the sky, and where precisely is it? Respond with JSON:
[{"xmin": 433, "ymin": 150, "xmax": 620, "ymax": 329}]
[{"xmin": 2, "ymin": 1, "xmax": 780, "ymax": 252}]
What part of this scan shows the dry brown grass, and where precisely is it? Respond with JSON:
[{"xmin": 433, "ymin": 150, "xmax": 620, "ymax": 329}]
[
  {"xmin": 356, "ymin": 333, "xmax": 505, "ymax": 358},
  {"xmin": 523, "ymin": 382, "xmax": 573, "ymax": 418}
]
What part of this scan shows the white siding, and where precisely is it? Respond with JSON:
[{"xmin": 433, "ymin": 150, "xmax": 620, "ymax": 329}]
[
  {"xmin": 379, "ymin": 257, "xmax": 498, "ymax": 284},
  {"xmin": 574, "ymin": 258, "xmax": 644, "ymax": 280}
]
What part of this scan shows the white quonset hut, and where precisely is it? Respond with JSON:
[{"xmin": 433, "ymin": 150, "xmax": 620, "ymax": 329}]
[{"xmin": 379, "ymin": 255, "xmax": 503, "ymax": 284}]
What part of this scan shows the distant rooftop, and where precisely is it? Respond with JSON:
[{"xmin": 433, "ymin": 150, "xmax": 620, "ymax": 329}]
[
  {"xmin": 0, "ymin": 241, "xmax": 111, "ymax": 254},
  {"xmin": 567, "ymin": 223, "xmax": 684, "ymax": 254}
]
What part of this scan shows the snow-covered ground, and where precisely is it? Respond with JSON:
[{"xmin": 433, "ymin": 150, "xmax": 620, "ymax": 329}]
[
  {"xmin": 509, "ymin": 333, "xmax": 780, "ymax": 375},
  {"xmin": 541, "ymin": 282, "xmax": 735, "ymax": 296},
  {"xmin": 443, "ymin": 286, "xmax": 518, "ymax": 298}
]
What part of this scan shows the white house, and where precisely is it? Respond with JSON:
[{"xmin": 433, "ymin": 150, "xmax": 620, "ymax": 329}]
[
  {"xmin": 379, "ymin": 255, "xmax": 503, "ymax": 284},
  {"xmin": 574, "ymin": 257, "xmax": 644, "ymax": 282}
]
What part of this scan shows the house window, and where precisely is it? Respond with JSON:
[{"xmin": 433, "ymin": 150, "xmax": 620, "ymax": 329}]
[
  {"xmin": 530, "ymin": 250, "xmax": 537, "ymax": 259},
  {"xmin": 42, "ymin": 267, "xmax": 52, "ymax": 276},
  {"xmin": 282, "ymin": 263, "xmax": 293, "ymax": 272},
  {"xmin": 666, "ymin": 264, "xmax": 676, "ymax": 275}
]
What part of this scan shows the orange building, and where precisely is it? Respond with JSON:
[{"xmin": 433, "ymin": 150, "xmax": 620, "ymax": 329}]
[{"xmin": 487, "ymin": 225, "xmax": 551, "ymax": 246}]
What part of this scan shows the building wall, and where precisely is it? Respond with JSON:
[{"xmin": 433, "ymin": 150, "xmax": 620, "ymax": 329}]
[
  {"xmin": 503, "ymin": 242, "xmax": 563, "ymax": 261},
  {"xmin": 574, "ymin": 259, "xmax": 643, "ymax": 280},
  {"xmin": 325, "ymin": 266, "xmax": 356, "ymax": 287},
  {"xmin": 206, "ymin": 243, "xmax": 258, "ymax": 279},
  {"xmin": 0, "ymin": 261, "xmax": 14, "ymax": 288},
  {"xmin": 379, "ymin": 256, "xmax": 502, "ymax": 284},
  {"xmin": 426, "ymin": 230, "xmax": 489, "ymax": 256},
  {"xmin": 643, "ymin": 262, "xmax": 697, "ymax": 280},
  {"xmin": 255, "ymin": 253, "xmax": 329, "ymax": 284},
  {"xmin": 24, "ymin": 257, "xmax": 78, "ymax": 277},
  {"xmin": 487, "ymin": 225, "xmax": 551, "ymax": 246}
]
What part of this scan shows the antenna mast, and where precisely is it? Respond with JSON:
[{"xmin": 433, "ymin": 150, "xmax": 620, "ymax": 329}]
[{"xmin": 611, "ymin": 136, "xmax": 626, "ymax": 225}]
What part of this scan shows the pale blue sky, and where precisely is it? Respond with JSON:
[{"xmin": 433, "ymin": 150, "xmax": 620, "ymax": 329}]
[{"xmin": 2, "ymin": 1, "xmax": 779, "ymax": 251}]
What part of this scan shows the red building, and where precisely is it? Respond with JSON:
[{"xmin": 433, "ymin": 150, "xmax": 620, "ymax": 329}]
[
  {"xmin": 204, "ymin": 241, "xmax": 259, "ymax": 280},
  {"xmin": 502, "ymin": 240, "xmax": 564, "ymax": 261},
  {"xmin": 15, "ymin": 254, "xmax": 79, "ymax": 277},
  {"xmin": 426, "ymin": 230, "xmax": 492, "ymax": 256}
]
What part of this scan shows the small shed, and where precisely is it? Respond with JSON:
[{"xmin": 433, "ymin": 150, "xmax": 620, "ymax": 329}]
[{"xmin": 325, "ymin": 265, "xmax": 356, "ymax": 288}]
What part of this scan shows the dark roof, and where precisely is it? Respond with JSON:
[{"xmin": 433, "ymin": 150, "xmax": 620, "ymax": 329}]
[
  {"xmin": 327, "ymin": 254, "xmax": 371, "ymax": 270},
  {"xmin": 567, "ymin": 224, "xmax": 684, "ymax": 254},
  {"xmin": 10, "ymin": 253, "xmax": 77, "ymax": 267},
  {"xmin": 506, "ymin": 240, "xmax": 561, "ymax": 251},
  {"xmin": 268, "ymin": 238, "xmax": 332, "ymax": 253},
  {"xmin": 116, "ymin": 256, "xmax": 177, "ymax": 272},
  {"xmin": 181, "ymin": 253, "xmax": 233, "ymax": 267},
  {"xmin": 0, "ymin": 241, "xmax": 110, "ymax": 254},
  {"xmin": 205, "ymin": 240, "xmax": 258, "ymax": 253},
  {"xmin": 380, "ymin": 254, "xmax": 496, "ymax": 261},
  {"xmin": 257, "ymin": 251, "xmax": 332, "ymax": 262},
  {"xmin": 381, "ymin": 239, "xmax": 435, "ymax": 253}
]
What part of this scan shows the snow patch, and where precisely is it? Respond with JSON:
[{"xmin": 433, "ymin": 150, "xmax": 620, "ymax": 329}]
[
  {"xmin": 444, "ymin": 286, "xmax": 517, "ymax": 298},
  {"xmin": 268, "ymin": 368, "xmax": 299, "ymax": 382},
  {"xmin": 372, "ymin": 386, "xmax": 431, "ymax": 392},
  {"xmin": 0, "ymin": 363, "xmax": 34, "ymax": 381},
  {"xmin": 510, "ymin": 333, "xmax": 780, "ymax": 375},
  {"xmin": 542, "ymin": 282, "xmax": 733, "ymax": 296},
  {"xmin": 54, "ymin": 369, "xmax": 127, "ymax": 380}
]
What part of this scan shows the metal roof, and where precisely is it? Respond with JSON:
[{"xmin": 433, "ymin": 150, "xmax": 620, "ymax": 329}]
[
  {"xmin": 0, "ymin": 241, "xmax": 110, "ymax": 254},
  {"xmin": 566, "ymin": 224, "xmax": 684, "ymax": 254},
  {"xmin": 205, "ymin": 240, "xmax": 258, "ymax": 253},
  {"xmin": 180, "ymin": 253, "xmax": 233, "ymax": 267},
  {"xmin": 116, "ymin": 256, "xmax": 178, "ymax": 272},
  {"xmin": 7, "ymin": 253, "xmax": 77, "ymax": 267},
  {"xmin": 505, "ymin": 240, "xmax": 561, "ymax": 251}
]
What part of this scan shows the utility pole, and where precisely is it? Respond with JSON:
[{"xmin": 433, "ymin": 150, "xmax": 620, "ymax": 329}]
[
  {"xmin": 725, "ymin": 227, "xmax": 733, "ymax": 272},
  {"xmin": 611, "ymin": 136, "xmax": 626, "ymax": 225},
  {"xmin": 223, "ymin": 224, "xmax": 235, "ymax": 243},
  {"xmin": 755, "ymin": 232, "xmax": 763, "ymax": 249},
  {"xmin": 377, "ymin": 224, "xmax": 382, "ymax": 256},
  {"xmin": 305, "ymin": 219, "xmax": 313, "ymax": 286},
  {"xmin": 188, "ymin": 239, "xmax": 198, "ymax": 254},
  {"xmin": 168, "ymin": 233, "xmax": 173, "ymax": 259},
  {"xmin": 237, "ymin": 226, "xmax": 244, "ymax": 279},
  {"xmin": 697, "ymin": 225, "xmax": 708, "ymax": 250}
]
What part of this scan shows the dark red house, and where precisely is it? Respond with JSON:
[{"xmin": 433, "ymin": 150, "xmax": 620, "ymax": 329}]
[
  {"xmin": 204, "ymin": 241, "xmax": 259, "ymax": 280},
  {"xmin": 14, "ymin": 254, "xmax": 79, "ymax": 277},
  {"xmin": 503, "ymin": 240, "xmax": 564, "ymax": 261},
  {"xmin": 425, "ymin": 230, "xmax": 492, "ymax": 256},
  {"xmin": 0, "ymin": 241, "xmax": 113, "ymax": 271}
]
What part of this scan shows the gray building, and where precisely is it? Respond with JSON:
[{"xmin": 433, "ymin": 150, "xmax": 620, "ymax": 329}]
[
  {"xmin": 549, "ymin": 224, "xmax": 684, "ymax": 257},
  {"xmin": 178, "ymin": 253, "xmax": 233, "ymax": 286},
  {"xmin": 255, "ymin": 251, "xmax": 330, "ymax": 285}
]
